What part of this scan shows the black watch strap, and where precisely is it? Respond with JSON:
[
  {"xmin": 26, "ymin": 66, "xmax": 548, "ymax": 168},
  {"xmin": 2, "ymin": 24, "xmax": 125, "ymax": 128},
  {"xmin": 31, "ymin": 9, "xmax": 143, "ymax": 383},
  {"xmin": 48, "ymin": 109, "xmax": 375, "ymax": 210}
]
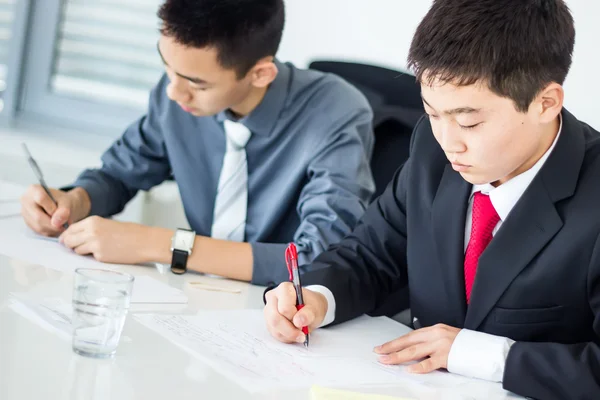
[
  {"xmin": 263, "ymin": 285, "xmax": 276, "ymax": 305},
  {"xmin": 170, "ymin": 249, "xmax": 189, "ymax": 275}
]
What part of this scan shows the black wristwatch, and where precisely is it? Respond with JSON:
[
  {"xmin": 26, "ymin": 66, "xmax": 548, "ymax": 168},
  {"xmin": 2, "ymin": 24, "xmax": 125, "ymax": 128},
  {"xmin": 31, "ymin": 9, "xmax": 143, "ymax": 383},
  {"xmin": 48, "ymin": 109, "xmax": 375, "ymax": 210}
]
[{"xmin": 170, "ymin": 228, "xmax": 196, "ymax": 274}]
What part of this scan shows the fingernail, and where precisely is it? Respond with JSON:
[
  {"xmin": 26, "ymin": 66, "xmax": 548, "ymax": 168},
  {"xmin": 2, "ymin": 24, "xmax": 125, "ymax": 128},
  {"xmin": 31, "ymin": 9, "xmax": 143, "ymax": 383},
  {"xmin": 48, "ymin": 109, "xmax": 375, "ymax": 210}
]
[
  {"xmin": 297, "ymin": 316, "xmax": 306, "ymax": 325},
  {"xmin": 373, "ymin": 345, "xmax": 382, "ymax": 353},
  {"xmin": 379, "ymin": 355, "xmax": 390, "ymax": 362},
  {"xmin": 407, "ymin": 366, "xmax": 417, "ymax": 373},
  {"xmin": 296, "ymin": 334, "xmax": 305, "ymax": 343}
]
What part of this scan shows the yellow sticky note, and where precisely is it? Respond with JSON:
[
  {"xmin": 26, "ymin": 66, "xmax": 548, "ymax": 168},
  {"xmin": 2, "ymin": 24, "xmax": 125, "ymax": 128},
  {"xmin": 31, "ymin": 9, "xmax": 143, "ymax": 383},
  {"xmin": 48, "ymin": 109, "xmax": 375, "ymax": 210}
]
[{"xmin": 310, "ymin": 386, "xmax": 415, "ymax": 400}]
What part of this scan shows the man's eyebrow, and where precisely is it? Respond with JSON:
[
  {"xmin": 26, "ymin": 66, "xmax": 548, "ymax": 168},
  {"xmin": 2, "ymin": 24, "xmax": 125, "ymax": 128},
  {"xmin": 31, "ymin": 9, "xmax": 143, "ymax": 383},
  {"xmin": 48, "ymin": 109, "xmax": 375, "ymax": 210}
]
[
  {"xmin": 156, "ymin": 42, "xmax": 209, "ymax": 85},
  {"xmin": 421, "ymin": 95, "xmax": 481, "ymax": 115}
]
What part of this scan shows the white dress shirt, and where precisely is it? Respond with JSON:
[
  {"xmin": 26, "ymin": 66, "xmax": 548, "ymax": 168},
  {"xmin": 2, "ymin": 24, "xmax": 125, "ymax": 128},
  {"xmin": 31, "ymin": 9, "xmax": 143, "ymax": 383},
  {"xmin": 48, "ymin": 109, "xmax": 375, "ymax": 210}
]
[{"xmin": 309, "ymin": 115, "xmax": 562, "ymax": 382}]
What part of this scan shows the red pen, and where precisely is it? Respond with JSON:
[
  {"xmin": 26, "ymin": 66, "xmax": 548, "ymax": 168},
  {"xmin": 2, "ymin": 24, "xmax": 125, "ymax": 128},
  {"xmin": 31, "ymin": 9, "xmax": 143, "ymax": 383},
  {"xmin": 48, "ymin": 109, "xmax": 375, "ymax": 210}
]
[{"xmin": 285, "ymin": 243, "xmax": 309, "ymax": 347}]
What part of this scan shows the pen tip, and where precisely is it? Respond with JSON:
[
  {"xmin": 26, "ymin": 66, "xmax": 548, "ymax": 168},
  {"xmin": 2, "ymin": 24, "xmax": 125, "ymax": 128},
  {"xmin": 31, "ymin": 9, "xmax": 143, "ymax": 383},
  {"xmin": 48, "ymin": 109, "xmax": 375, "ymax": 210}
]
[{"xmin": 304, "ymin": 337, "xmax": 309, "ymax": 348}]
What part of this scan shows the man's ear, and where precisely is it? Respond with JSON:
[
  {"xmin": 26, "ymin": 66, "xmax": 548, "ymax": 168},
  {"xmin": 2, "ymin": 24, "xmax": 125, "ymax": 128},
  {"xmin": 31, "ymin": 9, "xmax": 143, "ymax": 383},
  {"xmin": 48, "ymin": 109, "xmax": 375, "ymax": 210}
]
[
  {"xmin": 535, "ymin": 82, "xmax": 564, "ymax": 124},
  {"xmin": 249, "ymin": 57, "xmax": 278, "ymax": 88}
]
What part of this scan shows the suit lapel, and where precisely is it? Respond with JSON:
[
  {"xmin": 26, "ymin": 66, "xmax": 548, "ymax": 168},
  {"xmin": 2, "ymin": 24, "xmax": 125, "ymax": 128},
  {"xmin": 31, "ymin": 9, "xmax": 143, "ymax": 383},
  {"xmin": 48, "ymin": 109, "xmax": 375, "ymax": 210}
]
[
  {"xmin": 464, "ymin": 108, "xmax": 586, "ymax": 330},
  {"xmin": 464, "ymin": 180, "xmax": 562, "ymax": 329},
  {"xmin": 431, "ymin": 165, "xmax": 471, "ymax": 327}
]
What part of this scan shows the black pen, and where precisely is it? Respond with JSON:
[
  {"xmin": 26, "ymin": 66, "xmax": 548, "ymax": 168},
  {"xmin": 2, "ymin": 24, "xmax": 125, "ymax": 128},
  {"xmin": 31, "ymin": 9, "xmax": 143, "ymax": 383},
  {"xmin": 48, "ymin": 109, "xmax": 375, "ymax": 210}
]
[{"xmin": 21, "ymin": 143, "xmax": 69, "ymax": 229}]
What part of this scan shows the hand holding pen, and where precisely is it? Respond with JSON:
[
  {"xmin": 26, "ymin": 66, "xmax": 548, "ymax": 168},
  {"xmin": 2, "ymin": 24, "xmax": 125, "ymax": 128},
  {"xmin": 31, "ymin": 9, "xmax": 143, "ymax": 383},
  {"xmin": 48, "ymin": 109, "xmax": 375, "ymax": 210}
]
[
  {"xmin": 19, "ymin": 143, "xmax": 92, "ymax": 236},
  {"xmin": 263, "ymin": 261, "xmax": 329, "ymax": 345}
]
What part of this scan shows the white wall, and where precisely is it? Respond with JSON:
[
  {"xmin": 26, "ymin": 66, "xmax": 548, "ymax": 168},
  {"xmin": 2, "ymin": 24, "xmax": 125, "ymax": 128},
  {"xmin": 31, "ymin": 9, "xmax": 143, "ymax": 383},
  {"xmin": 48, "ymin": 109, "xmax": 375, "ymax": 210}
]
[
  {"xmin": 3, "ymin": 1, "xmax": 596, "ymax": 230},
  {"xmin": 279, "ymin": 0, "xmax": 599, "ymax": 129}
]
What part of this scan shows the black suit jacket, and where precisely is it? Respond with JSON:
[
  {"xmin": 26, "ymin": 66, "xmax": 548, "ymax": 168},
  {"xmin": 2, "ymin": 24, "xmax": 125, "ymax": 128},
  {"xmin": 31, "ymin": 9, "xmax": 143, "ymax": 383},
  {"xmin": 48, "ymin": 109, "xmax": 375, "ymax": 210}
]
[{"xmin": 301, "ymin": 108, "xmax": 600, "ymax": 399}]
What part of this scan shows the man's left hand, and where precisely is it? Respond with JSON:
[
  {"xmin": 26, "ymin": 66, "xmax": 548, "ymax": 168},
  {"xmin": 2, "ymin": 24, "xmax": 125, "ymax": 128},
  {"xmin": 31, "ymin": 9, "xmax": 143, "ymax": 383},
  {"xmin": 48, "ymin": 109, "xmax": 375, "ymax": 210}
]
[
  {"xmin": 59, "ymin": 216, "xmax": 160, "ymax": 264},
  {"xmin": 374, "ymin": 324, "xmax": 461, "ymax": 373}
]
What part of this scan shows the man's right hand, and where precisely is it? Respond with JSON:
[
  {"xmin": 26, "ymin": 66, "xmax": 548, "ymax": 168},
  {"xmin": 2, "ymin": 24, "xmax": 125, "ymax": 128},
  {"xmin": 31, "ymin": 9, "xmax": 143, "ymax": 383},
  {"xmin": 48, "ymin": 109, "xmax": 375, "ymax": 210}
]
[
  {"xmin": 20, "ymin": 185, "xmax": 91, "ymax": 237},
  {"xmin": 264, "ymin": 282, "xmax": 329, "ymax": 344}
]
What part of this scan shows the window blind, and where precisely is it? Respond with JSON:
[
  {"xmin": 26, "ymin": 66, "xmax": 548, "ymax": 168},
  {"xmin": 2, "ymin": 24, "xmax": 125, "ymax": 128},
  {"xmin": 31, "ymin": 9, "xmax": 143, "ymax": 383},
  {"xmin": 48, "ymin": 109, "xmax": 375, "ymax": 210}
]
[
  {"xmin": 51, "ymin": 0, "xmax": 164, "ymax": 108},
  {"xmin": 0, "ymin": 0, "xmax": 15, "ymax": 108}
]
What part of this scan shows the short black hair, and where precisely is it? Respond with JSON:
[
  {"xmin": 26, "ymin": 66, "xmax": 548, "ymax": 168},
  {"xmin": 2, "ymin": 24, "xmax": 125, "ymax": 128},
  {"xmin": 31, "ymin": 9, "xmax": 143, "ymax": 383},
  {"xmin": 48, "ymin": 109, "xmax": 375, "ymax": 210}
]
[
  {"xmin": 158, "ymin": 0, "xmax": 285, "ymax": 78},
  {"xmin": 408, "ymin": 0, "xmax": 575, "ymax": 112}
]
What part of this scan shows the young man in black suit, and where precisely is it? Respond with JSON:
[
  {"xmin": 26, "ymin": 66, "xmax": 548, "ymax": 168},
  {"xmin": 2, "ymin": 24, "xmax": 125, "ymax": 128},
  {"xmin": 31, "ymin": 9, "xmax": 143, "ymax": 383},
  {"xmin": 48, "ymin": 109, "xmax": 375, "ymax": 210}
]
[{"xmin": 263, "ymin": 0, "xmax": 600, "ymax": 398}]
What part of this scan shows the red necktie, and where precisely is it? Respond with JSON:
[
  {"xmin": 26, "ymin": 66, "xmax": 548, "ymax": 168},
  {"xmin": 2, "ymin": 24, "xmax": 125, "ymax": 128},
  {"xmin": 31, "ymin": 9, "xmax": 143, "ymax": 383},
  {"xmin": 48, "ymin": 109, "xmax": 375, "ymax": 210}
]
[{"xmin": 464, "ymin": 192, "xmax": 500, "ymax": 303}]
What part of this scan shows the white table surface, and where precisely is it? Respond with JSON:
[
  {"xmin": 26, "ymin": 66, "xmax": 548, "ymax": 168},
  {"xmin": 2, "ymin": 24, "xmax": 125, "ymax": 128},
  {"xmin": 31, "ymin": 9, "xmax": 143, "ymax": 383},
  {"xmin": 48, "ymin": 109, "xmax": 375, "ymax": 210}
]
[
  {"xmin": 0, "ymin": 251, "xmax": 525, "ymax": 400},
  {"xmin": 0, "ymin": 177, "xmax": 521, "ymax": 400},
  {"xmin": 0, "ymin": 250, "xmax": 282, "ymax": 399}
]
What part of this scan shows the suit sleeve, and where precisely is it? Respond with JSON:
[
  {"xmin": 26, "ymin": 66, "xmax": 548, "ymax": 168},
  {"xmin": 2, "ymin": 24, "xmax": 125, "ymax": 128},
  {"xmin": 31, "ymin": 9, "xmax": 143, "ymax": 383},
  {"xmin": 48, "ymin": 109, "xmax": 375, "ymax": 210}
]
[
  {"xmin": 502, "ymin": 233, "xmax": 600, "ymax": 399},
  {"xmin": 298, "ymin": 117, "xmax": 425, "ymax": 324},
  {"xmin": 251, "ymin": 91, "xmax": 375, "ymax": 285},
  {"xmin": 72, "ymin": 75, "xmax": 172, "ymax": 217}
]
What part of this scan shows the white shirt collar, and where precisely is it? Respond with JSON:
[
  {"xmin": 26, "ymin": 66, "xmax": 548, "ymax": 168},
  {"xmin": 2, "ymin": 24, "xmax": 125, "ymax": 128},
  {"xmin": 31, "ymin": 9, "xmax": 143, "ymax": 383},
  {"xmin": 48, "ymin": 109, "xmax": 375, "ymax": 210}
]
[{"xmin": 472, "ymin": 114, "xmax": 563, "ymax": 221}]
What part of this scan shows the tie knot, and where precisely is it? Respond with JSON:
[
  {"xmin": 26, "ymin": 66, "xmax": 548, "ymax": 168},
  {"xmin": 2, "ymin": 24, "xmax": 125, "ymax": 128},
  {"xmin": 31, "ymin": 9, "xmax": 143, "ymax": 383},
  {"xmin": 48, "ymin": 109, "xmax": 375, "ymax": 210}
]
[
  {"xmin": 472, "ymin": 191, "xmax": 500, "ymax": 235},
  {"xmin": 224, "ymin": 120, "xmax": 252, "ymax": 150}
]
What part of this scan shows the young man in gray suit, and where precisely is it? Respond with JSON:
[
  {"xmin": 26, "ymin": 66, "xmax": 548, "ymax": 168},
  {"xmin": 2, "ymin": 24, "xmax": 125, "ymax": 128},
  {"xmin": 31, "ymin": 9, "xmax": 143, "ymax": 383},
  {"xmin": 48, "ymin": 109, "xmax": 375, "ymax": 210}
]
[{"xmin": 20, "ymin": 0, "xmax": 374, "ymax": 285}]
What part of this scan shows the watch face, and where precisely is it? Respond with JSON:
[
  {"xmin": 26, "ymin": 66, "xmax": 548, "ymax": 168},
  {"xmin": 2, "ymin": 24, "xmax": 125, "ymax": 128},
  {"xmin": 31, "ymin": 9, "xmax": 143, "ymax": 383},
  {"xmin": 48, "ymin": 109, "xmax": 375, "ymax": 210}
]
[{"xmin": 173, "ymin": 230, "xmax": 195, "ymax": 252}]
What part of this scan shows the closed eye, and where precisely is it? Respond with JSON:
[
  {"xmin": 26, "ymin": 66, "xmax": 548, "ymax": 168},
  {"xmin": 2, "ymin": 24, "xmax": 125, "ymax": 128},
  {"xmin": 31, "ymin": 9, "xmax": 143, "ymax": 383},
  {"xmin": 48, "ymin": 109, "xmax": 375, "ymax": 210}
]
[{"xmin": 459, "ymin": 122, "xmax": 482, "ymax": 130}]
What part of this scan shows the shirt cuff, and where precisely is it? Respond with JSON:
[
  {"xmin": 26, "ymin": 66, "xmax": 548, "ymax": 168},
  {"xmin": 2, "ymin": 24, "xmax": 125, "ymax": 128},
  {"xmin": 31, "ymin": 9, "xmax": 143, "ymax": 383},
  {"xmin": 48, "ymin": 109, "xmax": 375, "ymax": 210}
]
[
  {"xmin": 447, "ymin": 329, "xmax": 515, "ymax": 382},
  {"xmin": 305, "ymin": 285, "xmax": 336, "ymax": 327}
]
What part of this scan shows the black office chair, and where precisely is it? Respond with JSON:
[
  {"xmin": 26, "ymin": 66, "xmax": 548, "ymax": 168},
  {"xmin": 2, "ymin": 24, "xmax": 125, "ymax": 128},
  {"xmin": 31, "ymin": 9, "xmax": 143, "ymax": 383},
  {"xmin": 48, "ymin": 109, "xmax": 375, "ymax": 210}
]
[
  {"xmin": 309, "ymin": 61, "xmax": 424, "ymax": 320},
  {"xmin": 309, "ymin": 61, "xmax": 423, "ymax": 110},
  {"xmin": 309, "ymin": 61, "xmax": 424, "ymax": 199}
]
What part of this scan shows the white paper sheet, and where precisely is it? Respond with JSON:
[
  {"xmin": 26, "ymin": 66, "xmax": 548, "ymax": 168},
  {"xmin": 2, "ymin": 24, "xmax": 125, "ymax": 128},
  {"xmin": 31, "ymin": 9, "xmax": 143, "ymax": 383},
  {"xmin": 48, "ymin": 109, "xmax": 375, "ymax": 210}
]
[
  {"xmin": 0, "ymin": 201, "xmax": 21, "ymax": 218},
  {"xmin": 130, "ymin": 276, "xmax": 187, "ymax": 304},
  {"xmin": 0, "ymin": 180, "xmax": 24, "ymax": 217},
  {"xmin": 0, "ymin": 216, "xmax": 125, "ymax": 272},
  {"xmin": 8, "ymin": 295, "xmax": 134, "ymax": 344},
  {"xmin": 1, "ymin": 218, "xmax": 187, "ymax": 304},
  {"xmin": 133, "ymin": 311, "xmax": 492, "ymax": 395},
  {"xmin": 0, "ymin": 180, "xmax": 27, "ymax": 199},
  {"xmin": 7, "ymin": 275, "xmax": 187, "ymax": 305},
  {"xmin": 8, "ymin": 297, "xmax": 72, "ymax": 341}
]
